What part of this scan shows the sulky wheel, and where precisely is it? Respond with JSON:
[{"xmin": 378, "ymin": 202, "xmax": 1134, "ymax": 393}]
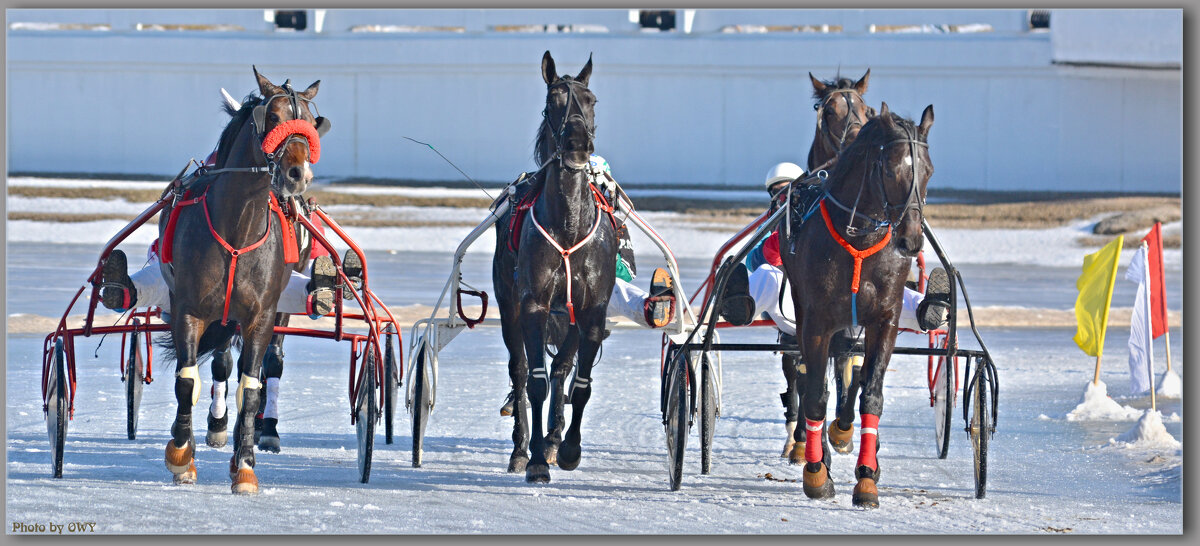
[
  {"xmin": 383, "ymin": 327, "xmax": 400, "ymax": 445},
  {"xmin": 47, "ymin": 338, "xmax": 69, "ymax": 478},
  {"xmin": 410, "ymin": 342, "xmax": 432, "ymax": 468},
  {"xmin": 699, "ymin": 353, "xmax": 716, "ymax": 475},
  {"xmin": 969, "ymin": 357, "xmax": 990, "ymax": 499},
  {"xmin": 355, "ymin": 347, "xmax": 378, "ymax": 484},
  {"xmin": 664, "ymin": 351, "xmax": 689, "ymax": 491},
  {"xmin": 933, "ymin": 353, "xmax": 956, "ymax": 460},
  {"xmin": 125, "ymin": 321, "xmax": 145, "ymax": 441}
]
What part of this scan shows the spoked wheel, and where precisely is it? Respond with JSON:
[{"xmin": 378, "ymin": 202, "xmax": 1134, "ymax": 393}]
[
  {"xmin": 383, "ymin": 328, "xmax": 399, "ymax": 445},
  {"xmin": 410, "ymin": 343, "xmax": 432, "ymax": 468},
  {"xmin": 699, "ymin": 353, "xmax": 716, "ymax": 475},
  {"xmin": 969, "ymin": 358, "xmax": 991, "ymax": 499},
  {"xmin": 664, "ymin": 351, "xmax": 689, "ymax": 491},
  {"xmin": 932, "ymin": 354, "xmax": 956, "ymax": 460},
  {"xmin": 355, "ymin": 347, "xmax": 378, "ymax": 484},
  {"xmin": 46, "ymin": 338, "xmax": 69, "ymax": 478},
  {"xmin": 124, "ymin": 323, "xmax": 145, "ymax": 441}
]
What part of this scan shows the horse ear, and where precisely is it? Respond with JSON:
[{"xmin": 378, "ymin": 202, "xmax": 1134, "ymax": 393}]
[
  {"xmin": 253, "ymin": 65, "xmax": 281, "ymax": 98},
  {"xmin": 299, "ymin": 80, "xmax": 320, "ymax": 100},
  {"xmin": 918, "ymin": 104, "xmax": 934, "ymax": 139},
  {"xmin": 854, "ymin": 68, "xmax": 870, "ymax": 95},
  {"xmin": 809, "ymin": 72, "xmax": 826, "ymax": 94},
  {"xmin": 542, "ymin": 50, "xmax": 557, "ymax": 85},
  {"xmin": 878, "ymin": 101, "xmax": 893, "ymax": 128},
  {"xmin": 576, "ymin": 53, "xmax": 593, "ymax": 86}
]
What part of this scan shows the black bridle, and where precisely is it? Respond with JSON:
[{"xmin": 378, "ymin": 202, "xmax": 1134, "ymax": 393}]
[
  {"xmin": 822, "ymin": 123, "xmax": 928, "ymax": 238},
  {"xmin": 537, "ymin": 78, "xmax": 596, "ymax": 173},
  {"xmin": 814, "ymin": 88, "xmax": 869, "ymax": 156}
]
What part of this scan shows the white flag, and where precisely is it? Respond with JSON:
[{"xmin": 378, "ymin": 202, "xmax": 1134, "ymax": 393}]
[{"xmin": 1125, "ymin": 246, "xmax": 1153, "ymax": 395}]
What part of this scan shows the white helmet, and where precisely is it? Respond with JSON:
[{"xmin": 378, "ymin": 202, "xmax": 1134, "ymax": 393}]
[{"xmin": 764, "ymin": 162, "xmax": 805, "ymax": 188}]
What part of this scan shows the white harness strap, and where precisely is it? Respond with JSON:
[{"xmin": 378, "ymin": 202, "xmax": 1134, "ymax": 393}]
[{"xmin": 529, "ymin": 200, "xmax": 605, "ymax": 325}]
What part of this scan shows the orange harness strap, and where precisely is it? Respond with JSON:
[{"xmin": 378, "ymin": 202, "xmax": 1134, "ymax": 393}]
[{"xmin": 819, "ymin": 201, "xmax": 891, "ymax": 293}]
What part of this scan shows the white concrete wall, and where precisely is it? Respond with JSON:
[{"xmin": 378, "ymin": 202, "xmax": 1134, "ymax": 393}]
[
  {"xmin": 1051, "ymin": 9, "xmax": 1182, "ymax": 67},
  {"xmin": 6, "ymin": 9, "xmax": 1182, "ymax": 193}
]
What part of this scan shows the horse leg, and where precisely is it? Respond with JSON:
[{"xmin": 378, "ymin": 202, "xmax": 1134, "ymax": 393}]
[
  {"xmin": 830, "ymin": 329, "xmax": 863, "ymax": 454},
  {"xmin": 852, "ymin": 323, "xmax": 899, "ymax": 509},
  {"xmin": 165, "ymin": 315, "xmax": 205, "ymax": 485},
  {"xmin": 258, "ymin": 317, "xmax": 287, "ymax": 453},
  {"xmin": 544, "ymin": 327, "xmax": 579, "ymax": 465},
  {"xmin": 780, "ymin": 332, "xmax": 805, "ymax": 463},
  {"xmin": 519, "ymin": 295, "xmax": 552, "ymax": 483},
  {"xmin": 557, "ymin": 313, "xmax": 604, "ymax": 471},
  {"xmin": 799, "ymin": 326, "xmax": 835, "ymax": 499},
  {"xmin": 499, "ymin": 299, "xmax": 530, "ymax": 473},
  {"xmin": 229, "ymin": 316, "xmax": 274, "ymax": 495},
  {"xmin": 206, "ymin": 338, "xmax": 234, "ymax": 448}
]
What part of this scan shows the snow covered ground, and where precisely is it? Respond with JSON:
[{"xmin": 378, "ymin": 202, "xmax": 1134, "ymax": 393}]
[{"xmin": 5, "ymin": 177, "xmax": 1184, "ymax": 534}]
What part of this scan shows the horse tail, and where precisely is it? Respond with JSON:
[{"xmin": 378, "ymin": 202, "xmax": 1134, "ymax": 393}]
[{"xmin": 155, "ymin": 322, "xmax": 239, "ymax": 370}]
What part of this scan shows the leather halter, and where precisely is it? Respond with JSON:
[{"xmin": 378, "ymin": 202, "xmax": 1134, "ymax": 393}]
[
  {"xmin": 536, "ymin": 78, "xmax": 596, "ymax": 173},
  {"xmin": 814, "ymin": 88, "xmax": 868, "ymax": 157}
]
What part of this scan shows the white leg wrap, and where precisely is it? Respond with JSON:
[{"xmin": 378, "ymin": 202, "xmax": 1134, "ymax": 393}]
[
  {"xmin": 211, "ymin": 380, "xmax": 227, "ymax": 418},
  {"xmin": 235, "ymin": 375, "xmax": 262, "ymax": 414},
  {"xmin": 177, "ymin": 366, "xmax": 200, "ymax": 406},
  {"xmin": 264, "ymin": 377, "xmax": 280, "ymax": 420},
  {"xmin": 805, "ymin": 421, "xmax": 825, "ymax": 433}
]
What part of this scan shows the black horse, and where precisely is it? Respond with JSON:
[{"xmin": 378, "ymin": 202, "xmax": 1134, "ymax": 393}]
[
  {"xmin": 781, "ymin": 69, "xmax": 876, "ymax": 464},
  {"xmin": 492, "ymin": 51, "xmax": 615, "ymax": 483},
  {"xmin": 159, "ymin": 67, "xmax": 323, "ymax": 494},
  {"xmin": 781, "ymin": 102, "xmax": 934, "ymax": 508}
]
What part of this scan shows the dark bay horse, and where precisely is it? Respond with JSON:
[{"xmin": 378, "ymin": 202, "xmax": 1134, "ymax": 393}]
[
  {"xmin": 492, "ymin": 51, "xmax": 615, "ymax": 483},
  {"xmin": 782, "ymin": 69, "xmax": 877, "ymax": 464},
  {"xmin": 781, "ymin": 102, "xmax": 934, "ymax": 508},
  {"xmin": 160, "ymin": 67, "xmax": 323, "ymax": 494}
]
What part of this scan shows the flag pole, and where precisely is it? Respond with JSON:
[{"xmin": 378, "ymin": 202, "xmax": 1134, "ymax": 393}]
[
  {"xmin": 1142, "ymin": 241, "xmax": 1157, "ymax": 412},
  {"xmin": 1164, "ymin": 330, "xmax": 1173, "ymax": 373},
  {"xmin": 1092, "ymin": 354, "xmax": 1103, "ymax": 386}
]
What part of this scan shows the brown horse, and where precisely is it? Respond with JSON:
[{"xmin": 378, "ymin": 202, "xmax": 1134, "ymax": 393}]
[
  {"xmin": 159, "ymin": 67, "xmax": 323, "ymax": 494},
  {"xmin": 780, "ymin": 69, "xmax": 876, "ymax": 464},
  {"xmin": 781, "ymin": 102, "xmax": 934, "ymax": 508}
]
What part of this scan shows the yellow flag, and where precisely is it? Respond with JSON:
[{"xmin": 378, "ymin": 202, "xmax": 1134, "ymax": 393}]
[{"xmin": 1074, "ymin": 235, "xmax": 1124, "ymax": 357}]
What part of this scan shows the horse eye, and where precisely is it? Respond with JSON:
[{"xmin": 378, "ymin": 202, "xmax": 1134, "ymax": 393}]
[
  {"xmin": 267, "ymin": 113, "xmax": 280, "ymax": 123},
  {"xmin": 813, "ymin": 103, "xmax": 820, "ymax": 111}
]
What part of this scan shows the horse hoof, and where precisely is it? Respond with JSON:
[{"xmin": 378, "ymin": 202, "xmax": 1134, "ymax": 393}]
[
  {"xmin": 172, "ymin": 461, "xmax": 198, "ymax": 485},
  {"xmin": 508, "ymin": 454, "xmax": 529, "ymax": 473},
  {"xmin": 231, "ymin": 468, "xmax": 259, "ymax": 495},
  {"xmin": 853, "ymin": 477, "xmax": 879, "ymax": 508},
  {"xmin": 525, "ymin": 463, "xmax": 551, "ymax": 484},
  {"xmin": 544, "ymin": 445, "xmax": 558, "ymax": 466},
  {"xmin": 206, "ymin": 430, "xmax": 228, "ymax": 448},
  {"xmin": 258, "ymin": 436, "xmax": 281, "ymax": 453},
  {"xmin": 787, "ymin": 441, "xmax": 807, "ymax": 466},
  {"xmin": 557, "ymin": 443, "xmax": 581, "ymax": 471},
  {"xmin": 164, "ymin": 439, "xmax": 195, "ymax": 477},
  {"xmin": 829, "ymin": 422, "xmax": 855, "ymax": 454},
  {"xmin": 802, "ymin": 463, "xmax": 835, "ymax": 499}
]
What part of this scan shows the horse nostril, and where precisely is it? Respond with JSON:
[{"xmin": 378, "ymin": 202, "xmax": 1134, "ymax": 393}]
[{"xmin": 288, "ymin": 167, "xmax": 302, "ymax": 182}]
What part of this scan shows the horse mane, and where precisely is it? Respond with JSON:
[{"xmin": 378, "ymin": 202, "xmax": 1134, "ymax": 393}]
[
  {"xmin": 827, "ymin": 111, "xmax": 920, "ymax": 182},
  {"xmin": 214, "ymin": 93, "xmax": 264, "ymax": 168},
  {"xmin": 812, "ymin": 76, "xmax": 860, "ymax": 101}
]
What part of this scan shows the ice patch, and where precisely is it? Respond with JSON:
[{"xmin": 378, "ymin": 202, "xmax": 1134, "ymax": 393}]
[
  {"xmin": 1065, "ymin": 380, "xmax": 1142, "ymax": 421},
  {"xmin": 1109, "ymin": 410, "xmax": 1181, "ymax": 450},
  {"xmin": 1156, "ymin": 370, "xmax": 1182, "ymax": 399}
]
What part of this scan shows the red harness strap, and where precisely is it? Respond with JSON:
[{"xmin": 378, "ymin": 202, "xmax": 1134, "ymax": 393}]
[
  {"xmin": 819, "ymin": 201, "xmax": 892, "ymax": 294},
  {"xmin": 528, "ymin": 183, "xmax": 614, "ymax": 325}
]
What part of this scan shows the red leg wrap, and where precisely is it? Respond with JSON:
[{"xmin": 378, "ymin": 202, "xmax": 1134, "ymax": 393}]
[
  {"xmin": 804, "ymin": 419, "xmax": 824, "ymax": 464},
  {"xmin": 857, "ymin": 413, "xmax": 880, "ymax": 470}
]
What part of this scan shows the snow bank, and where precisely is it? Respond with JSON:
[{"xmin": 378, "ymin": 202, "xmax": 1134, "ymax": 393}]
[
  {"xmin": 1066, "ymin": 380, "xmax": 1142, "ymax": 421},
  {"xmin": 1156, "ymin": 370, "xmax": 1182, "ymax": 399},
  {"xmin": 1110, "ymin": 410, "xmax": 1182, "ymax": 451}
]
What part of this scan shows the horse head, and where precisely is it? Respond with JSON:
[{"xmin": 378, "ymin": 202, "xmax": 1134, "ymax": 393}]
[
  {"xmin": 538, "ymin": 51, "xmax": 596, "ymax": 171},
  {"xmin": 252, "ymin": 67, "xmax": 325, "ymax": 197},
  {"xmin": 808, "ymin": 69, "xmax": 872, "ymax": 169},
  {"xmin": 873, "ymin": 102, "xmax": 935, "ymax": 257}
]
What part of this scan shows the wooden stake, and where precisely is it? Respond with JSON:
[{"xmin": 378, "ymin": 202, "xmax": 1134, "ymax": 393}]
[{"xmin": 1092, "ymin": 354, "xmax": 1103, "ymax": 386}]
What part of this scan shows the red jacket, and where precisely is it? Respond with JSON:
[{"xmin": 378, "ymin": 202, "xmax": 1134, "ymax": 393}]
[{"xmin": 763, "ymin": 230, "xmax": 782, "ymax": 267}]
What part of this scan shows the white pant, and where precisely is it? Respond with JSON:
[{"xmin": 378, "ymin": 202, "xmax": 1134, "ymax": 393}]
[
  {"xmin": 747, "ymin": 264, "xmax": 925, "ymax": 335},
  {"xmin": 608, "ymin": 278, "xmax": 651, "ymax": 327},
  {"xmin": 130, "ymin": 249, "xmax": 311, "ymax": 314}
]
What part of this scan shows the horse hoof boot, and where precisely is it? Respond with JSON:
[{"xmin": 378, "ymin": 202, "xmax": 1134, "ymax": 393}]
[
  {"xmin": 557, "ymin": 442, "xmax": 581, "ymax": 471},
  {"xmin": 164, "ymin": 439, "xmax": 196, "ymax": 483},
  {"xmin": 782, "ymin": 421, "xmax": 798, "ymax": 457},
  {"xmin": 802, "ymin": 462, "xmax": 835, "ymax": 499},
  {"xmin": 257, "ymin": 417, "xmax": 281, "ymax": 453},
  {"xmin": 525, "ymin": 462, "xmax": 551, "ymax": 484},
  {"xmin": 788, "ymin": 440, "xmax": 807, "ymax": 465},
  {"xmin": 500, "ymin": 389, "xmax": 517, "ymax": 417},
  {"xmin": 853, "ymin": 477, "xmax": 879, "ymax": 508},
  {"xmin": 543, "ymin": 445, "xmax": 558, "ymax": 466},
  {"xmin": 829, "ymin": 421, "xmax": 855, "ymax": 454},
  {"xmin": 206, "ymin": 410, "xmax": 228, "ymax": 448},
  {"xmin": 231, "ymin": 468, "xmax": 259, "ymax": 495},
  {"xmin": 508, "ymin": 453, "xmax": 529, "ymax": 473}
]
